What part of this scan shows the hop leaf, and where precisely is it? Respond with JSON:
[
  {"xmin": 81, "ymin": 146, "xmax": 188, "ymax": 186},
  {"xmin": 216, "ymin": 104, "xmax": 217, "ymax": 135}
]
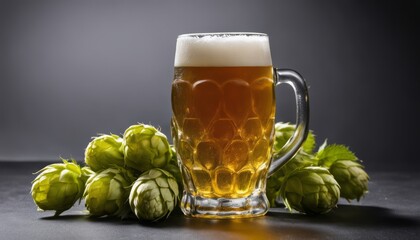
[
  {"xmin": 84, "ymin": 167, "xmax": 135, "ymax": 218},
  {"xmin": 280, "ymin": 166, "xmax": 340, "ymax": 214},
  {"xmin": 129, "ymin": 168, "xmax": 179, "ymax": 222},
  {"xmin": 31, "ymin": 159, "xmax": 85, "ymax": 216},
  {"xmin": 316, "ymin": 143, "xmax": 357, "ymax": 167},
  {"xmin": 273, "ymin": 122, "xmax": 316, "ymax": 154},
  {"xmin": 122, "ymin": 124, "xmax": 172, "ymax": 173},
  {"xmin": 329, "ymin": 160, "xmax": 369, "ymax": 201},
  {"xmin": 84, "ymin": 134, "xmax": 124, "ymax": 172}
]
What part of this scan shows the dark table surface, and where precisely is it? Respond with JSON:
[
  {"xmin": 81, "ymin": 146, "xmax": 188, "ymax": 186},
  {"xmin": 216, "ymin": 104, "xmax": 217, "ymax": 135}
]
[{"xmin": 0, "ymin": 162, "xmax": 419, "ymax": 240}]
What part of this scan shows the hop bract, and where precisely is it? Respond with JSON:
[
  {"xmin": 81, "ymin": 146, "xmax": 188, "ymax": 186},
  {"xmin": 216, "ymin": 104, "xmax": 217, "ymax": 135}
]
[
  {"xmin": 266, "ymin": 172, "xmax": 283, "ymax": 208},
  {"xmin": 266, "ymin": 151, "xmax": 314, "ymax": 207},
  {"xmin": 122, "ymin": 124, "xmax": 172, "ymax": 173},
  {"xmin": 81, "ymin": 166, "xmax": 95, "ymax": 183},
  {"xmin": 85, "ymin": 134, "xmax": 124, "ymax": 172},
  {"xmin": 275, "ymin": 151, "xmax": 315, "ymax": 182},
  {"xmin": 329, "ymin": 160, "xmax": 369, "ymax": 201},
  {"xmin": 31, "ymin": 159, "xmax": 85, "ymax": 216},
  {"xmin": 281, "ymin": 166, "xmax": 340, "ymax": 214},
  {"xmin": 84, "ymin": 167, "xmax": 135, "ymax": 218},
  {"xmin": 129, "ymin": 168, "xmax": 179, "ymax": 222}
]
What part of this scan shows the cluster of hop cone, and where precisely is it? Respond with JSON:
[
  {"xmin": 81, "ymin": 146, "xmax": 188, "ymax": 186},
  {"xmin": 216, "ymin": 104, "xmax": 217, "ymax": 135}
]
[
  {"xmin": 31, "ymin": 124, "xmax": 180, "ymax": 221},
  {"xmin": 267, "ymin": 123, "xmax": 369, "ymax": 214},
  {"xmin": 31, "ymin": 123, "xmax": 369, "ymax": 222}
]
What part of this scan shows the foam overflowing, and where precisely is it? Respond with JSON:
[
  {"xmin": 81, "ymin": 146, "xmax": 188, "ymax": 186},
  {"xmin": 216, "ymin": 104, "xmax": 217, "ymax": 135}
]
[{"xmin": 174, "ymin": 33, "xmax": 272, "ymax": 67}]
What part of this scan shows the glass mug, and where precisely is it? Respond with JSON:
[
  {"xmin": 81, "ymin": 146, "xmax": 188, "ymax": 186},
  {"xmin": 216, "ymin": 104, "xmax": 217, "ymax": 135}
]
[{"xmin": 171, "ymin": 33, "xmax": 309, "ymax": 218}]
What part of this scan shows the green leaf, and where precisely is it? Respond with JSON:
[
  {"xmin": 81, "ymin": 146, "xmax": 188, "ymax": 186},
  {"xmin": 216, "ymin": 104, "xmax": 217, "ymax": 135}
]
[
  {"xmin": 302, "ymin": 131, "xmax": 316, "ymax": 153},
  {"xmin": 316, "ymin": 144, "xmax": 357, "ymax": 167}
]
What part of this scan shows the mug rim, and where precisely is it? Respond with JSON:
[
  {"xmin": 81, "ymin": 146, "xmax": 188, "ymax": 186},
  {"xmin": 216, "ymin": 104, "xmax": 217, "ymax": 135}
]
[{"xmin": 178, "ymin": 32, "xmax": 268, "ymax": 38}]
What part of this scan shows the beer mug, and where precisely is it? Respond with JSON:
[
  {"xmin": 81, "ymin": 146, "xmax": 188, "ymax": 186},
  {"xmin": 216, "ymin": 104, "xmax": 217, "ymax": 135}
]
[{"xmin": 171, "ymin": 33, "xmax": 309, "ymax": 218}]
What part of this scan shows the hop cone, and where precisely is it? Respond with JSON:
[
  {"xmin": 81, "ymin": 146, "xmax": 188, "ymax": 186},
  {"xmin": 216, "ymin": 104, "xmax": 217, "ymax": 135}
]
[
  {"xmin": 280, "ymin": 166, "xmax": 340, "ymax": 214},
  {"xmin": 274, "ymin": 122, "xmax": 315, "ymax": 154},
  {"xmin": 129, "ymin": 168, "xmax": 179, "ymax": 222},
  {"xmin": 122, "ymin": 124, "xmax": 172, "ymax": 173},
  {"xmin": 84, "ymin": 167, "xmax": 135, "ymax": 218},
  {"xmin": 266, "ymin": 151, "xmax": 314, "ymax": 207},
  {"xmin": 329, "ymin": 160, "xmax": 369, "ymax": 201},
  {"xmin": 266, "ymin": 172, "xmax": 283, "ymax": 208},
  {"xmin": 85, "ymin": 134, "xmax": 124, "ymax": 172},
  {"xmin": 31, "ymin": 159, "xmax": 85, "ymax": 216}
]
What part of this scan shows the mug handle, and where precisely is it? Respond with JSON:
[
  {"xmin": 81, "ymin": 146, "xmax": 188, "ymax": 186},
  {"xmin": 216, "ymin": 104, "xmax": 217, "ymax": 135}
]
[{"xmin": 268, "ymin": 68, "xmax": 310, "ymax": 176}]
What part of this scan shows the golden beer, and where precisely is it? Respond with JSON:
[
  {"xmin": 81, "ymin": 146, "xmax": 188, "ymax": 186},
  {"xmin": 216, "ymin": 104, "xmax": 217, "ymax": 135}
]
[
  {"xmin": 171, "ymin": 33, "xmax": 309, "ymax": 218},
  {"xmin": 172, "ymin": 66, "xmax": 275, "ymax": 198}
]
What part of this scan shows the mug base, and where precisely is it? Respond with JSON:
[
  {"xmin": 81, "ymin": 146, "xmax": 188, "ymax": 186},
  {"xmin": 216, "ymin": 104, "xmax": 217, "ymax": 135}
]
[{"xmin": 180, "ymin": 191, "xmax": 269, "ymax": 219}]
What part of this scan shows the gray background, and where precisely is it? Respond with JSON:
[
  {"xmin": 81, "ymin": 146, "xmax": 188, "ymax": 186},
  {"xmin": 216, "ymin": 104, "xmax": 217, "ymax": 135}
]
[{"xmin": 0, "ymin": 0, "xmax": 419, "ymax": 171}]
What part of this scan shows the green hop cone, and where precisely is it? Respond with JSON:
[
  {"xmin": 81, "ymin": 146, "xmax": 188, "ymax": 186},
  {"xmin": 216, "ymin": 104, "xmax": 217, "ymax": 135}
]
[
  {"xmin": 84, "ymin": 167, "xmax": 135, "ymax": 218},
  {"xmin": 274, "ymin": 151, "xmax": 315, "ymax": 182},
  {"xmin": 31, "ymin": 159, "xmax": 85, "ymax": 216},
  {"xmin": 122, "ymin": 124, "xmax": 172, "ymax": 173},
  {"xmin": 280, "ymin": 166, "xmax": 340, "ymax": 214},
  {"xmin": 266, "ymin": 151, "xmax": 315, "ymax": 207},
  {"xmin": 85, "ymin": 134, "xmax": 124, "ymax": 172},
  {"xmin": 266, "ymin": 172, "xmax": 283, "ymax": 208},
  {"xmin": 274, "ymin": 122, "xmax": 316, "ymax": 154},
  {"xmin": 329, "ymin": 160, "xmax": 369, "ymax": 201},
  {"xmin": 129, "ymin": 168, "xmax": 179, "ymax": 222},
  {"xmin": 315, "ymin": 142, "xmax": 369, "ymax": 201}
]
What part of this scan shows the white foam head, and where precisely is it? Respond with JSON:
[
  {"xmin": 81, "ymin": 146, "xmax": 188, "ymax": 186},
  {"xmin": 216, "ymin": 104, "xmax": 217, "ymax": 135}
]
[{"xmin": 174, "ymin": 33, "xmax": 272, "ymax": 67}]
